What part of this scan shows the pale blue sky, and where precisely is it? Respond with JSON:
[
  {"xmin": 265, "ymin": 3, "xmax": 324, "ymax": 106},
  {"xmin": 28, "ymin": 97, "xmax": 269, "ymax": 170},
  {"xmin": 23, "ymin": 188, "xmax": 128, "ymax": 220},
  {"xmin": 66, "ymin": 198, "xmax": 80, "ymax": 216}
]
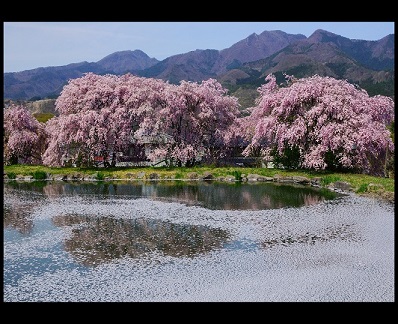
[{"xmin": 4, "ymin": 21, "xmax": 395, "ymax": 73}]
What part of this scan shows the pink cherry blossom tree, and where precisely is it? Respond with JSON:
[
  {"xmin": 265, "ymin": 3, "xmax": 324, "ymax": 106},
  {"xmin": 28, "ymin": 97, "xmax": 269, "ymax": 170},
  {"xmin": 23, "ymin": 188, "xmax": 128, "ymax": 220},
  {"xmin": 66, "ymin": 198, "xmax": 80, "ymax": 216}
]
[
  {"xmin": 243, "ymin": 74, "xmax": 394, "ymax": 176},
  {"xmin": 135, "ymin": 78, "xmax": 241, "ymax": 166},
  {"xmin": 42, "ymin": 73, "xmax": 156, "ymax": 167},
  {"xmin": 222, "ymin": 115, "xmax": 254, "ymax": 165},
  {"xmin": 3, "ymin": 104, "xmax": 47, "ymax": 165}
]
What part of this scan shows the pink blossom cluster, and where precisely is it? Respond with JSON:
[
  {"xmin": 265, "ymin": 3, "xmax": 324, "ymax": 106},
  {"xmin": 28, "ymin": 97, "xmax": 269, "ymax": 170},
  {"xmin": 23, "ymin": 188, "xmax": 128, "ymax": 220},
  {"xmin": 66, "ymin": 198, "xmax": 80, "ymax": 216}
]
[
  {"xmin": 242, "ymin": 74, "xmax": 394, "ymax": 174},
  {"xmin": 42, "ymin": 73, "xmax": 241, "ymax": 167},
  {"xmin": 3, "ymin": 72, "xmax": 394, "ymax": 175},
  {"xmin": 4, "ymin": 104, "xmax": 46, "ymax": 165}
]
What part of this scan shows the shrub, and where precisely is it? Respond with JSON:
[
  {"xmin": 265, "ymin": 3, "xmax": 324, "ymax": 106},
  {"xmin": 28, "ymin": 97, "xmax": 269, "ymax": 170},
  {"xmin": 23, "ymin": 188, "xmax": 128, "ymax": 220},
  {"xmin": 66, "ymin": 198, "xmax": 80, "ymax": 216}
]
[
  {"xmin": 174, "ymin": 172, "xmax": 183, "ymax": 179},
  {"xmin": 31, "ymin": 170, "xmax": 47, "ymax": 180},
  {"xmin": 228, "ymin": 170, "xmax": 242, "ymax": 181},
  {"xmin": 6, "ymin": 172, "xmax": 17, "ymax": 179},
  {"xmin": 96, "ymin": 172, "xmax": 105, "ymax": 181}
]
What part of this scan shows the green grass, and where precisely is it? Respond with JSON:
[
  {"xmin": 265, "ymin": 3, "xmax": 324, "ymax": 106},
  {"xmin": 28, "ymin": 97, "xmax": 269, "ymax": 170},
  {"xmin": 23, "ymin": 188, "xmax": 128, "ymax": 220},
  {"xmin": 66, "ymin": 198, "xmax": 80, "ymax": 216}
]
[
  {"xmin": 356, "ymin": 183, "xmax": 369, "ymax": 193},
  {"xmin": 321, "ymin": 174, "xmax": 342, "ymax": 186},
  {"xmin": 33, "ymin": 112, "xmax": 55, "ymax": 123},
  {"xmin": 3, "ymin": 164, "xmax": 394, "ymax": 197}
]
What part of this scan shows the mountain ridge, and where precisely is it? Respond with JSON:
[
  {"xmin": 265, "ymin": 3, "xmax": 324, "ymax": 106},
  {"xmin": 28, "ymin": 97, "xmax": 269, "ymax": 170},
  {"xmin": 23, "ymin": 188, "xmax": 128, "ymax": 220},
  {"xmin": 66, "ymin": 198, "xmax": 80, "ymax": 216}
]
[{"xmin": 4, "ymin": 29, "xmax": 394, "ymax": 106}]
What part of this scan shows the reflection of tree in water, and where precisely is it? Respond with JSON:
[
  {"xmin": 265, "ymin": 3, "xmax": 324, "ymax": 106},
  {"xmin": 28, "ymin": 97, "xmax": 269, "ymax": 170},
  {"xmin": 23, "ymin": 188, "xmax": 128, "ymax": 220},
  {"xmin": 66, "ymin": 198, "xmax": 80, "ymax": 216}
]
[
  {"xmin": 142, "ymin": 181, "xmax": 201, "ymax": 206},
  {"xmin": 4, "ymin": 185, "xmax": 46, "ymax": 234},
  {"xmin": 194, "ymin": 182, "xmax": 334, "ymax": 210},
  {"xmin": 4, "ymin": 180, "xmax": 48, "ymax": 194},
  {"xmin": 42, "ymin": 182, "xmax": 66, "ymax": 197},
  {"xmin": 4, "ymin": 180, "xmax": 341, "ymax": 211},
  {"xmin": 3, "ymin": 203, "xmax": 35, "ymax": 234},
  {"xmin": 302, "ymin": 193, "xmax": 324, "ymax": 206},
  {"xmin": 52, "ymin": 213, "xmax": 91, "ymax": 227},
  {"xmin": 58, "ymin": 215, "xmax": 231, "ymax": 267},
  {"xmin": 43, "ymin": 182, "xmax": 119, "ymax": 198},
  {"xmin": 262, "ymin": 223, "xmax": 360, "ymax": 249},
  {"xmin": 250, "ymin": 183, "xmax": 326, "ymax": 210}
]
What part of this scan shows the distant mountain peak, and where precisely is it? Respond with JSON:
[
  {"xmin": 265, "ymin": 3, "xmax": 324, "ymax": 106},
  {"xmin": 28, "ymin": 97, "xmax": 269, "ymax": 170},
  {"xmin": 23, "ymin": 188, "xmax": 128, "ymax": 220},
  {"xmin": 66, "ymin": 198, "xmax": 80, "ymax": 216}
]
[
  {"xmin": 308, "ymin": 29, "xmax": 348, "ymax": 43},
  {"xmin": 96, "ymin": 50, "xmax": 159, "ymax": 74},
  {"xmin": 99, "ymin": 49, "xmax": 152, "ymax": 59}
]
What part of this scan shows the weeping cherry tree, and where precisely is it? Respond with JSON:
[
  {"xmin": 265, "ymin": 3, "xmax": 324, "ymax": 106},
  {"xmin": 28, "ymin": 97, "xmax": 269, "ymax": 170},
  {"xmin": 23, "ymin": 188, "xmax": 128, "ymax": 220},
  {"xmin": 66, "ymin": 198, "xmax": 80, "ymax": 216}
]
[
  {"xmin": 243, "ymin": 74, "xmax": 394, "ymax": 176},
  {"xmin": 3, "ymin": 104, "xmax": 47, "ymax": 165}
]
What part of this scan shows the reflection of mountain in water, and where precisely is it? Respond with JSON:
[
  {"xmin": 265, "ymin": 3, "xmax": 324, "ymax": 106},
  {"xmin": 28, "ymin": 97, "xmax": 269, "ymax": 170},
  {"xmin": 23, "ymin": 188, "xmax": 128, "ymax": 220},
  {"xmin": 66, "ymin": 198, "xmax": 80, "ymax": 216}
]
[
  {"xmin": 4, "ymin": 180, "xmax": 343, "ymax": 210},
  {"xmin": 54, "ymin": 214, "xmax": 231, "ymax": 267}
]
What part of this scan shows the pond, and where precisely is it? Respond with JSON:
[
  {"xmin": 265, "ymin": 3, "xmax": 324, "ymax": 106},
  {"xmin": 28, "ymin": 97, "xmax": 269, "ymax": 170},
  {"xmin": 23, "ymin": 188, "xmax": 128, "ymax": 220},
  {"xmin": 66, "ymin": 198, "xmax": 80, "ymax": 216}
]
[
  {"xmin": 3, "ymin": 180, "xmax": 394, "ymax": 302},
  {"xmin": 4, "ymin": 179, "xmax": 341, "ymax": 210}
]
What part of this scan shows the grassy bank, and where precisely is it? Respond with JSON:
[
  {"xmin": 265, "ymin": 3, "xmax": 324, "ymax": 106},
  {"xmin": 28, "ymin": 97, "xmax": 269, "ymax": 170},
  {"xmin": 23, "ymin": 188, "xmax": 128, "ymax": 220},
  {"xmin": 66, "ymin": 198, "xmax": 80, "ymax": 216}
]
[{"xmin": 3, "ymin": 164, "xmax": 394, "ymax": 201}]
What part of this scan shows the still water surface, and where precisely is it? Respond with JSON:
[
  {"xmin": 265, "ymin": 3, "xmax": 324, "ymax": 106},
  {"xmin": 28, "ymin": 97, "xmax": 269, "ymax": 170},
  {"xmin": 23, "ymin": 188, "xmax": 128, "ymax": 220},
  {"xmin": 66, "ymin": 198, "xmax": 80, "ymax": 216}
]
[{"xmin": 4, "ymin": 180, "xmax": 340, "ymax": 210}]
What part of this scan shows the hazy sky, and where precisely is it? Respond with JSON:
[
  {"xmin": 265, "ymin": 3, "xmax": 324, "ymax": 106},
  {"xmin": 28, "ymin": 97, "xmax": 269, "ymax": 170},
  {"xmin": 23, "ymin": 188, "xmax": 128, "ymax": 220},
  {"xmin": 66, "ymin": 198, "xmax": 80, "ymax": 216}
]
[{"xmin": 4, "ymin": 21, "xmax": 395, "ymax": 73}]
